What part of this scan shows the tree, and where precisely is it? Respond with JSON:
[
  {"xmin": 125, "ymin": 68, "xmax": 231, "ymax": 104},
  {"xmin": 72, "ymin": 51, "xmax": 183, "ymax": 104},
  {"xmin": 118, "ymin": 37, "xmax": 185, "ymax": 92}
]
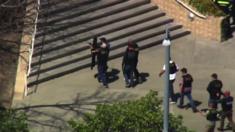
[
  {"xmin": 69, "ymin": 91, "xmax": 194, "ymax": 132},
  {"xmin": 0, "ymin": 108, "xmax": 29, "ymax": 132}
]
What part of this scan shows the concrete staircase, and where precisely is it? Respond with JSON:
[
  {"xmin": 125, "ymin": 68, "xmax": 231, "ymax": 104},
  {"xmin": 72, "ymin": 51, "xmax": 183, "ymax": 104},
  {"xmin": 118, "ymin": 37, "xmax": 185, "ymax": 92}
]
[{"xmin": 28, "ymin": 0, "xmax": 190, "ymax": 87}]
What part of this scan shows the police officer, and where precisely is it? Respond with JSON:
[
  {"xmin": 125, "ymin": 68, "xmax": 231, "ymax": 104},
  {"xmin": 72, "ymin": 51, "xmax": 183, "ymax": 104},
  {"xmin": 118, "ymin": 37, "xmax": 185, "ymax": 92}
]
[
  {"xmin": 122, "ymin": 42, "xmax": 138, "ymax": 88},
  {"xmin": 207, "ymin": 73, "xmax": 223, "ymax": 109},
  {"xmin": 96, "ymin": 37, "xmax": 110, "ymax": 88},
  {"xmin": 217, "ymin": 90, "xmax": 235, "ymax": 131},
  {"xmin": 159, "ymin": 58, "xmax": 179, "ymax": 104},
  {"xmin": 178, "ymin": 68, "xmax": 197, "ymax": 113},
  {"xmin": 231, "ymin": 0, "xmax": 235, "ymax": 24},
  {"xmin": 213, "ymin": 0, "xmax": 231, "ymax": 14},
  {"xmin": 127, "ymin": 40, "xmax": 142, "ymax": 84}
]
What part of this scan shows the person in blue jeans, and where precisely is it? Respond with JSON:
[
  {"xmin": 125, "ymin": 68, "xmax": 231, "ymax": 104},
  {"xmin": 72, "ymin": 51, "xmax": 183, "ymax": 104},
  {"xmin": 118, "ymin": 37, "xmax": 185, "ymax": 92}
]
[
  {"xmin": 122, "ymin": 42, "xmax": 138, "ymax": 88},
  {"xmin": 178, "ymin": 68, "xmax": 198, "ymax": 113},
  {"xmin": 96, "ymin": 37, "xmax": 110, "ymax": 88}
]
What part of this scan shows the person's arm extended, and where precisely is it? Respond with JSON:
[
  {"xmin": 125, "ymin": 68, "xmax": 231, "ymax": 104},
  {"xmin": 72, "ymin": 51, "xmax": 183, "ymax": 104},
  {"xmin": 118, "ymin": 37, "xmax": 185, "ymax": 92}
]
[{"xmin": 159, "ymin": 70, "xmax": 165, "ymax": 77}]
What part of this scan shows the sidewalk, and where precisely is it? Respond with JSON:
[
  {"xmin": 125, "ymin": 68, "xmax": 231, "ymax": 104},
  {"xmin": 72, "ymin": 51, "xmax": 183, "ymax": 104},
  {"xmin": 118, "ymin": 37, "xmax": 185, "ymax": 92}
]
[{"xmin": 14, "ymin": 34, "xmax": 235, "ymax": 132}]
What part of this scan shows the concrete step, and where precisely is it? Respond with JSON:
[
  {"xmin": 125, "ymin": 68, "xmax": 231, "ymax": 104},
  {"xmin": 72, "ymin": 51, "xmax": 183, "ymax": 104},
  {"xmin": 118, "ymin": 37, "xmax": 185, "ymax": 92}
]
[
  {"xmin": 29, "ymin": 19, "xmax": 175, "ymax": 76},
  {"xmin": 35, "ymin": 3, "xmax": 158, "ymax": 49},
  {"xmin": 28, "ymin": 28, "xmax": 189, "ymax": 87},
  {"xmin": 39, "ymin": 0, "xmax": 109, "ymax": 17},
  {"xmin": 36, "ymin": 0, "xmax": 151, "ymax": 37},
  {"xmin": 33, "ymin": 9, "xmax": 164, "ymax": 57},
  {"xmin": 29, "ymin": 25, "xmax": 183, "ymax": 78},
  {"xmin": 31, "ymin": 14, "xmax": 171, "ymax": 67}
]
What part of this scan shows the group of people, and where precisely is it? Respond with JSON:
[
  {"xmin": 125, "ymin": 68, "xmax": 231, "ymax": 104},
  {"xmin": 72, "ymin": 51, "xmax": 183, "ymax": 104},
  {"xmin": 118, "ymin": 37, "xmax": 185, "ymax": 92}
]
[
  {"xmin": 89, "ymin": 37, "xmax": 141, "ymax": 88},
  {"xmin": 159, "ymin": 60, "xmax": 235, "ymax": 132},
  {"xmin": 89, "ymin": 37, "xmax": 235, "ymax": 131}
]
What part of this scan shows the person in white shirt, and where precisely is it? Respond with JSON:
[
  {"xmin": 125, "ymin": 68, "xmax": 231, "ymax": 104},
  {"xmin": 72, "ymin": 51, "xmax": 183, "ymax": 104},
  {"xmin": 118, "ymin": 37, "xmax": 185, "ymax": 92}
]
[{"xmin": 159, "ymin": 59, "xmax": 179, "ymax": 104}]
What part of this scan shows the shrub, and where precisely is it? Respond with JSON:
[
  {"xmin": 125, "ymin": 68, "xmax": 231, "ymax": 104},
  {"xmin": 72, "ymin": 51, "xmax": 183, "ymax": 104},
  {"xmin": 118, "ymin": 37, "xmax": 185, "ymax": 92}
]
[
  {"xmin": 69, "ymin": 91, "xmax": 194, "ymax": 132},
  {"xmin": 0, "ymin": 109, "xmax": 29, "ymax": 132},
  {"xmin": 184, "ymin": 0, "xmax": 225, "ymax": 16}
]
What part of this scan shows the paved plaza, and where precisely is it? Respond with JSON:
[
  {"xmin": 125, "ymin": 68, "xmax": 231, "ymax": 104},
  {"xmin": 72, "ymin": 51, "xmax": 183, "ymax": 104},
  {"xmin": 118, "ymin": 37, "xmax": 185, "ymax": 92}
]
[{"xmin": 14, "ymin": 34, "xmax": 235, "ymax": 132}]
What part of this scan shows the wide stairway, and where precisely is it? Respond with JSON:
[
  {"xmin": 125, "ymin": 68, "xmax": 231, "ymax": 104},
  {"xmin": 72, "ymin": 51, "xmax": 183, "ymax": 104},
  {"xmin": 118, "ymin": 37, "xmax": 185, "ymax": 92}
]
[{"xmin": 28, "ymin": 0, "xmax": 190, "ymax": 87}]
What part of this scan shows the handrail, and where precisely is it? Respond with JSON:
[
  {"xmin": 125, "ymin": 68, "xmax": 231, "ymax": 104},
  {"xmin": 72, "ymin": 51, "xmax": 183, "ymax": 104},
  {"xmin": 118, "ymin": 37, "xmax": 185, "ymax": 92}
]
[
  {"xmin": 25, "ymin": 0, "xmax": 40, "ymax": 96},
  {"xmin": 27, "ymin": 0, "xmax": 40, "ymax": 77},
  {"xmin": 175, "ymin": 0, "xmax": 207, "ymax": 19}
]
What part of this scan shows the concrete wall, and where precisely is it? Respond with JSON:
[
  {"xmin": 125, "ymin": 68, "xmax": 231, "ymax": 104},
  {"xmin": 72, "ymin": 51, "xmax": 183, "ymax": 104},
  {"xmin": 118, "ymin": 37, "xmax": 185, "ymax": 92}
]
[
  {"xmin": 151, "ymin": 0, "xmax": 223, "ymax": 41},
  {"xmin": 13, "ymin": 0, "xmax": 38, "ymax": 101}
]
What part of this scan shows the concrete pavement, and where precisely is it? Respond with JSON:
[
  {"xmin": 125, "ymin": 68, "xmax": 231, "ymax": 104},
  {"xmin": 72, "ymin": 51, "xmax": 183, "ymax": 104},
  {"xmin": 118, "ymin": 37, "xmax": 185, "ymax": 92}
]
[{"xmin": 13, "ymin": 34, "xmax": 235, "ymax": 132}]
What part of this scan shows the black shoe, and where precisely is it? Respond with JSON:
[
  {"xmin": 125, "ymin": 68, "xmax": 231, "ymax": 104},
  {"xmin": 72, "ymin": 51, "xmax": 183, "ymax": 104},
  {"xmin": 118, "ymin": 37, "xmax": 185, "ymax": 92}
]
[
  {"xmin": 125, "ymin": 83, "xmax": 131, "ymax": 88},
  {"xmin": 104, "ymin": 85, "xmax": 109, "ymax": 88},
  {"xmin": 177, "ymin": 105, "xmax": 184, "ymax": 109},
  {"xmin": 193, "ymin": 109, "xmax": 199, "ymax": 113},
  {"xmin": 217, "ymin": 128, "xmax": 224, "ymax": 131}
]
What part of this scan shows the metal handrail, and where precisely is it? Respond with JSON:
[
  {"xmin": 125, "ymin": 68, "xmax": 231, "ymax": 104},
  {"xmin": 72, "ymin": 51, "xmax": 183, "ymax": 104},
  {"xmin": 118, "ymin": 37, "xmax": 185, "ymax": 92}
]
[{"xmin": 175, "ymin": 0, "xmax": 207, "ymax": 19}]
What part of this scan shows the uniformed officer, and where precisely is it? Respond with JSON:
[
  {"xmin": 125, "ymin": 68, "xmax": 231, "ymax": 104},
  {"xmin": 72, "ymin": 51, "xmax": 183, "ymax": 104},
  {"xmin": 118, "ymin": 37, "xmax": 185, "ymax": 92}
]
[
  {"xmin": 217, "ymin": 90, "xmax": 235, "ymax": 131},
  {"xmin": 96, "ymin": 37, "xmax": 110, "ymax": 88}
]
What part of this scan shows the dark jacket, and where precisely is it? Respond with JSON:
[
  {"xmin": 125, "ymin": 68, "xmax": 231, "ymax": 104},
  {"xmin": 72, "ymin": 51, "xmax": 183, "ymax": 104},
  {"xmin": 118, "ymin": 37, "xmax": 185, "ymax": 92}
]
[
  {"xmin": 122, "ymin": 48, "xmax": 138, "ymax": 69},
  {"xmin": 207, "ymin": 80, "xmax": 223, "ymax": 100}
]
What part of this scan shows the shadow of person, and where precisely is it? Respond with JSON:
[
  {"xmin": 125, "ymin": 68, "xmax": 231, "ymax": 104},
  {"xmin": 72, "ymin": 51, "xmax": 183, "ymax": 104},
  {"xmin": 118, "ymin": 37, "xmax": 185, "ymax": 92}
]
[
  {"xmin": 94, "ymin": 68, "xmax": 120, "ymax": 84},
  {"xmin": 131, "ymin": 72, "xmax": 150, "ymax": 87},
  {"xmin": 106, "ymin": 68, "xmax": 120, "ymax": 84},
  {"xmin": 184, "ymin": 100, "xmax": 202, "ymax": 109}
]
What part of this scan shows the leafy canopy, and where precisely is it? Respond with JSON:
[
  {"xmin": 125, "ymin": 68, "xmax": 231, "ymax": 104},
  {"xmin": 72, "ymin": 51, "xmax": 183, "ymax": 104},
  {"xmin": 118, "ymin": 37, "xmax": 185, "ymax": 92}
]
[{"xmin": 69, "ymin": 91, "xmax": 194, "ymax": 132}]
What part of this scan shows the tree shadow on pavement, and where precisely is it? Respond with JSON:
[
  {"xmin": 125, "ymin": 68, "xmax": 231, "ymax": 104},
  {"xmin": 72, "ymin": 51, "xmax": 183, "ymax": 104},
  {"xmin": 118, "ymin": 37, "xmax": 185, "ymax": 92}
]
[{"xmin": 15, "ymin": 89, "xmax": 137, "ymax": 132}]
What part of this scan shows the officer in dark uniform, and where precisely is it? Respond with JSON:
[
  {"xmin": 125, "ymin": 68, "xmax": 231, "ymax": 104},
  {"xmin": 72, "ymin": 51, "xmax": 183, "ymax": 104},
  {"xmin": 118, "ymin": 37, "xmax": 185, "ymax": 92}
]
[
  {"xmin": 96, "ymin": 37, "xmax": 110, "ymax": 88},
  {"xmin": 178, "ymin": 68, "xmax": 197, "ymax": 112},
  {"xmin": 122, "ymin": 43, "xmax": 138, "ymax": 88},
  {"xmin": 217, "ymin": 90, "xmax": 235, "ymax": 131},
  {"xmin": 231, "ymin": 0, "xmax": 235, "ymax": 24},
  {"xmin": 207, "ymin": 73, "xmax": 223, "ymax": 109},
  {"xmin": 127, "ymin": 40, "xmax": 142, "ymax": 84}
]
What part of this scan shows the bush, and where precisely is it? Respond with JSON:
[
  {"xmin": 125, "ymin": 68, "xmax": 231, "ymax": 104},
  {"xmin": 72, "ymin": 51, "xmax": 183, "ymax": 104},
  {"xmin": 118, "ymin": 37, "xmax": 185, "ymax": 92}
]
[
  {"xmin": 68, "ymin": 91, "xmax": 194, "ymax": 132},
  {"xmin": 0, "ymin": 109, "xmax": 29, "ymax": 132},
  {"xmin": 184, "ymin": 0, "xmax": 225, "ymax": 16}
]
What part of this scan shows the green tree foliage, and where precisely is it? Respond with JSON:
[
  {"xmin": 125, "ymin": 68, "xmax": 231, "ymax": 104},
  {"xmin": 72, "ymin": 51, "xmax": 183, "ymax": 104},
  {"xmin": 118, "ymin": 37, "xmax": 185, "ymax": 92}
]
[
  {"xmin": 0, "ymin": 109, "xmax": 28, "ymax": 132},
  {"xmin": 69, "ymin": 91, "xmax": 194, "ymax": 132}
]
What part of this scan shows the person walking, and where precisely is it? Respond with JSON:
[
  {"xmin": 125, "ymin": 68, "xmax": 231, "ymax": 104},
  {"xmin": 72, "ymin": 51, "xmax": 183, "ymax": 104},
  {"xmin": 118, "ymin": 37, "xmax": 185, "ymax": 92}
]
[
  {"xmin": 177, "ymin": 68, "xmax": 197, "ymax": 113},
  {"xmin": 217, "ymin": 90, "xmax": 235, "ymax": 131},
  {"xmin": 207, "ymin": 73, "xmax": 223, "ymax": 109},
  {"xmin": 96, "ymin": 37, "xmax": 110, "ymax": 88},
  {"xmin": 159, "ymin": 58, "xmax": 179, "ymax": 104},
  {"xmin": 122, "ymin": 42, "xmax": 138, "ymax": 88}
]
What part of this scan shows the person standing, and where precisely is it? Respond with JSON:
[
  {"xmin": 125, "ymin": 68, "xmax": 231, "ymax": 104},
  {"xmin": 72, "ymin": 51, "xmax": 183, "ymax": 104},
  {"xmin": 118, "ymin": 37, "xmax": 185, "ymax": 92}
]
[
  {"xmin": 217, "ymin": 90, "xmax": 235, "ymax": 131},
  {"xmin": 127, "ymin": 40, "xmax": 142, "ymax": 84},
  {"xmin": 122, "ymin": 42, "xmax": 138, "ymax": 88},
  {"xmin": 178, "ymin": 68, "xmax": 197, "ymax": 112},
  {"xmin": 207, "ymin": 73, "xmax": 223, "ymax": 109},
  {"xmin": 231, "ymin": 0, "xmax": 235, "ymax": 24},
  {"xmin": 159, "ymin": 58, "xmax": 179, "ymax": 103},
  {"xmin": 96, "ymin": 37, "xmax": 110, "ymax": 88}
]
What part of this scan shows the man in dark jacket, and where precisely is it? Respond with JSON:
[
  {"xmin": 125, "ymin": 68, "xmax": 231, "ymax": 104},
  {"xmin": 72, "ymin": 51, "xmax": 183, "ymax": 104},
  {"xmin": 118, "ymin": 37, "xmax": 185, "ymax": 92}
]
[
  {"xmin": 207, "ymin": 73, "xmax": 223, "ymax": 109},
  {"xmin": 178, "ymin": 68, "xmax": 197, "ymax": 112},
  {"xmin": 96, "ymin": 37, "xmax": 110, "ymax": 88},
  {"xmin": 122, "ymin": 43, "xmax": 138, "ymax": 88}
]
